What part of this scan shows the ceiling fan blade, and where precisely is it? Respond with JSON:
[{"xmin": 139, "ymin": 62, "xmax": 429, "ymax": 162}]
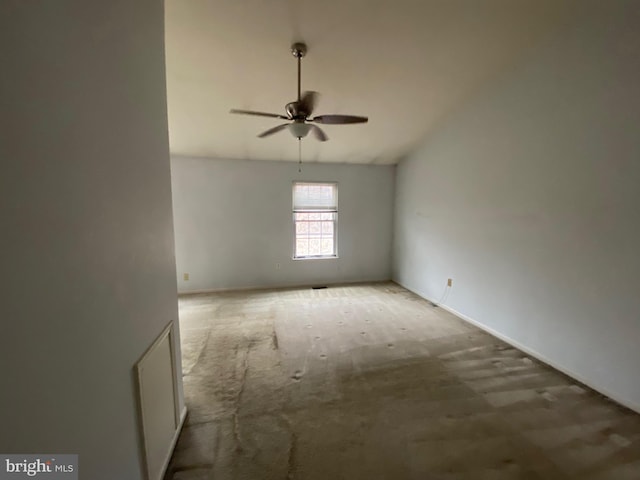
[
  {"xmin": 257, "ymin": 123, "xmax": 290, "ymax": 138},
  {"xmin": 299, "ymin": 91, "xmax": 318, "ymax": 117},
  {"xmin": 230, "ymin": 109, "xmax": 288, "ymax": 120},
  {"xmin": 311, "ymin": 114, "xmax": 368, "ymax": 125},
  {"xmin": 309, "ymin": 124, "xmax": 328, "ymax": 142}
]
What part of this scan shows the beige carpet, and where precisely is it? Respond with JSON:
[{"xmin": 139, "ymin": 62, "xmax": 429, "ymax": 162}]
[{"xmin": 164, "ymin": 282, "xmax": 640, "ymax": 480}]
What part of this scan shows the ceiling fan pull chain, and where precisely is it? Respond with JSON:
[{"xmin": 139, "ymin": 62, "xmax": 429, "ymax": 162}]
[{"xmin": 298, "ymin": 137, "xmax": 302, "ymax": 173}]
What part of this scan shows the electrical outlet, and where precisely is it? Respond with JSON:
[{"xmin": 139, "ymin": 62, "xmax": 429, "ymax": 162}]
[
  {"xmin": 183, "ymin": 273, "xmax": 189, "ymax": 281},
  {"xmin": 447, "ymin": 278, "xmax": 452, "ymax": 287}
]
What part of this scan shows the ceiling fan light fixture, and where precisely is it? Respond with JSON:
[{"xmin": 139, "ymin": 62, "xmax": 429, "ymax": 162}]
[{"xmin": 288, "ymin": 122, "xmax": 311, "ymax": 139}]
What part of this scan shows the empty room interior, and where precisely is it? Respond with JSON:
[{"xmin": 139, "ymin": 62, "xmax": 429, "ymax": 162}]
[{"xmin": 2, "ymin": 1, "xmax": 640, "ymax": 479}]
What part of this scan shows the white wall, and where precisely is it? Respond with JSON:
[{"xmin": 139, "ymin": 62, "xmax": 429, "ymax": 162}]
[
  {"xmin": 171, "ymin": 157, "xmax": 394, "ymax": 292},
  {"xmin": 0, "ymin": 2, "xmax": 183, "ymax": 478},
  {"xmin": 393, "ymin": 1, "xmax": 640, "ymax": 411}
]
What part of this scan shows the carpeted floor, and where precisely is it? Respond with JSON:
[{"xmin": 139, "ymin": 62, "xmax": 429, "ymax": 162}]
[{"xmin": 164, "ymin": 282, "xmax": 640, "ymax": 480}]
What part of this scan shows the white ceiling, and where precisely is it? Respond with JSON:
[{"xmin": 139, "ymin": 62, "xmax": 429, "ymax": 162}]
[{"xmin": 165, "ymin": 0, "xmax": 574, "ymax": 164}]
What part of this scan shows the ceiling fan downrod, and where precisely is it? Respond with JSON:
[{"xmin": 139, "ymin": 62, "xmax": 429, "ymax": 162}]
[{"xmin": 291, "ymin": 42, "xmax": 307, "ymax": 103}]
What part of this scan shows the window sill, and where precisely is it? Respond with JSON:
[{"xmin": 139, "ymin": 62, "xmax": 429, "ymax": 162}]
[{"xmin": 292, "ymin": 255, "xmax": 339, "ymax": 261}]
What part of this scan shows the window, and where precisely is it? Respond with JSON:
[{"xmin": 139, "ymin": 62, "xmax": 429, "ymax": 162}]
[{"xmin": 293, "ymin": 182, "xmax": 337, "ymax": 259}]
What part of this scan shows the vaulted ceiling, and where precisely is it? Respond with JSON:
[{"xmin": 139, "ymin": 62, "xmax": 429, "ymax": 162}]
[{"xmin": 165, "ymin": 0, "xmax": 575, "ymax": 164}]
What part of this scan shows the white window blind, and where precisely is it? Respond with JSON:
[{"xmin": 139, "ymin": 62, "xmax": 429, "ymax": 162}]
[{"xmin": 293, "ymin": 183, "xmax": 337, "ymax": 212}]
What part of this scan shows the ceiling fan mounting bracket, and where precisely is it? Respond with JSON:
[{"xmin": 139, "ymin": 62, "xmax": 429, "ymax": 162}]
[{"xmin": 291, "ymin": 42, "xmax": 307, "ymax": 58}]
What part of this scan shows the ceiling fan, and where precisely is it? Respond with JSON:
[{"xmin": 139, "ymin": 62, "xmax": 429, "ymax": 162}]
[{"xmin": 230, "ymin": 42, "xmax": 368, "ymax": 142}]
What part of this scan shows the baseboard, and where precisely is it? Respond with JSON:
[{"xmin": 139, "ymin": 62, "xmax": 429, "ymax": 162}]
[
  {"xmin": 393, "ymin": 280, "xmax": 640, "ymax": 415},
  {"xmin": 159, "ymin": 406, "xmax": 187, "ymax": 480},
  {"xmin": 178, "ymin": 278, "xmax": 392, "ymax": 296}
]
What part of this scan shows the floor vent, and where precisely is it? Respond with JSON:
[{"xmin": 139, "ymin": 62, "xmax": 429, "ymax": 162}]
[{"xmin": 312, "ymin": 286, "xmax": 328, "ymax": 290}]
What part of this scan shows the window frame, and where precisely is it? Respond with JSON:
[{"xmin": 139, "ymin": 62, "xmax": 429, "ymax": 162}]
[{"xmin": 292, "ymin": 181, "xmax": 339, "ymax": 260}]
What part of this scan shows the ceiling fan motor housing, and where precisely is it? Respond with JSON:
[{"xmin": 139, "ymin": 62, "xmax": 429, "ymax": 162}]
[
  {"xmin": 286, "ymin": 101, "xmax": 311, "ymax": 119},
  {"xmin": 285, "ymin": 102, "xmax": 298, "ymax": 119}
]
